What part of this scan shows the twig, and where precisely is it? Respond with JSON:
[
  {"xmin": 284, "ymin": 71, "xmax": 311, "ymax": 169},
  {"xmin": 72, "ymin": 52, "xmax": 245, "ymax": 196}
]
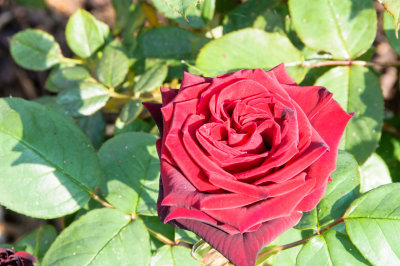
[
  {"xmin": 91, "ymin": 193, "xmax": 114, "ymax": 209},
  {"xmin": 146, "ymin": 226, "xmax": 175, "ymax": 246},
  {"xmin": 298, "ymin": 60, "xmax": 400, "ymax": 68}
]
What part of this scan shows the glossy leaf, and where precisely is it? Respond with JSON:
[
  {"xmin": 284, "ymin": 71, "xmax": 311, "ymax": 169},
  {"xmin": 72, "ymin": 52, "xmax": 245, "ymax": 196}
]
[
  {"xmin": 295, "ymin": 209, "xmax": 318, "ymax": 230},
  {"xmin": 137, "ymin": 26, "xmax": 195, "ymax": 59},
  {"xmin": 263, "ymin": 228, "xmax": 310, "ymax": 266},
  {"xmin": 96, "ymin": 40, "xmax": 130, "ymax": 88},
  {"xmin": 376, "ymin": 131, "xmax": 400, "ymax": 183},
  {"xmin": 196, "ymin": 29, "xmax": 305, "ymax": 82},
  {"xmin": 112, "ymin": 0, "xmax": 146, "ymax": 37},
  {"xmin": 289, "ymin": 0, "xmax": 377, "ymax": 59},
  {"xmin": 45, "ymin": 66, "xmax": 91, "ymax": 93},
  {"xmin": 317, "ymin": 151, "xmax": 360, "ymax": 227},
  {"xmin": 0, "ymin": 98, "xmax": 100, "ymax": 218},
  {"xmin": 10, "ymin": 29, "xmax": 62, "ymax": 71},
  {"xmin": 76, "ymin": 111, "xmax": 106, "ymax": 150},
  {"xmin": 151, "ymin": 245, "xmax": 198, "ymax": 266},
  {"xmin": 114, "ymin": 119, "xmax": 152, "ymax": 136},
  {"xmin": 42, "ymin": 208, "xmax": 151, "ymax": 266},
  {"xmin": 141, "ymin": 216, "xmax": 175, "ymax": 243},
  {"xmin": 16, "ymin": 225, "xmax": 57, "ymax": 261},
  {"xmin": 315, "ymin": 66, "xmax": 383, "ymax": 164},
  {"xmin": 56, "ymin": 81, "xmax": 110, "ymax": 117},
  {"xmin": 153, "ymin": 0, "xmax": 200, "ymax": 18},
  {"xmin": 296, "ymin": 231, "xmax": 370, "ymax": 266},
  {"xmin": 383, "ymin": 11, "xmax": 400, "ymax": 56},
  {"xmin": 66, "ymin": 9, "xmax": 109, "ymax": 58},
  {"xmin": 152, "ymin": 0, "xmax": 206, "ymax": 28},
  {"xmin": 98, "ymin": 132, "xmax": 160, "ymax": 215},
  {"xmin": 344, "ymin": 183, "xmax": 400, "ymax": 266},
  {"xmin": 359, "ymin": 153, "xmax": 392, "ymax": 193},
  {"xmin": 380, "ymin": 0, "xmax": 400, "ymax": 38},
  {"xmin": 119, "ymin": 99, "xmax": 143, "ymax": 124},
  {"xmin": 134, "ymin": 62, "xmax": 168, "ymax": 93},
  {"xmin": 223, "ymin": 0, "xmax": 280, "ymax": 33}
]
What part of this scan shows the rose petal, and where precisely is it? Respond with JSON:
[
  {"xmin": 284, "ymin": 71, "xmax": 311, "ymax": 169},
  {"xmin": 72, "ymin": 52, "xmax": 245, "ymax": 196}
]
[
  {"xmin": 142, "ymin": 103, "xmax": 163, "ymax": 134},
  {"xmin": 171, "ymin": 211, "xmax": 302, "ymax": 266},
  {"xmin": 160, "ymin": 87, "xmax": 178, "ymax": 106},
  {"xmin": 268, "ymin": 63, "xmax": 297, "ymax": 85}
]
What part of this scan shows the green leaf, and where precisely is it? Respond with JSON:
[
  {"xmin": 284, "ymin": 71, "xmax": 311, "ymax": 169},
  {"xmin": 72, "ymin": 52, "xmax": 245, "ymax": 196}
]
[
  {"xmin": 114, "ymin": 119, "xmax": 152, "ymax": 136},
  {"xmin": 296, "ymin": 231, "xmax": 370, "ymax": 266},
  {"xmin": 45, "ymin": 66, "xmax": 91, "ymax": 93},
  {"xmin": 200, "ymin": 0, "xmax": 215, "ymax": 24},
  {"xmin": 359, "ymin": 153, "xmax": 392, "ymax": 193},
  {"xmin": 0, "ymin": 98, "xmax": 100, "ymax": 218},
  {"xmin": 317, "ymin": 151, "xmax": 360, "ymax": 227},
  {"xmin": 380, "ymin": 0, "xmax": 400, "ymax": 38},
  {"xmin": 263, "ymin": 228, "xmax": 311, "ymax": 266},
  {"xmin": 96, "ymin": 40, "xmax": 130, "ymax": 88},
  {"xmin": 137, "ymin": 26, "xmax": 195, "ymax": 60},
  {"xmin": 134, "ymin": 62, "xmax": 168, "ymax": 93},
  {"xmin": 295, "ymin": 209, "xmax": 318, "ymax": 230},
  {"xmin": 112, "ymin": 0, "xmax": 146, "ymax": 37},
  {"xmin": 151, "ymin": 245, "xmax": 198, "ymax": 266},
  {"xmin": 98, "ymin": 132, "xmax": 160, "ymax": 215},
  {"xmin": 175, "ymin": 228, "xmax": 200, "ymax": 244},
  {"xmin": 42, "ymin": 208, "xmax": 151, "ymax": 266},
  {"xmin": 56, "ymin": 81, "xmax": 110, "ymax": 117},
  {"xmin": 10, "ymin": 29, "xmax": 62, "ymax": 71},
  {"xmin": 76, "ymin": 111, "xmax": 106, "ymax": 150},
  {"xmin": 383, "ymin": 11, "xmax": 400, "ymax": 56},
  {"xmin": 153, "ymin": 0, "xmax": 201, "ymax": 19},
  {"xmin": 34, "ymin": 96, "xmax": 72, "ymax": 119},
  {"xmin": 344, "ymin": 183, "xmax": 400, "ymax": 266},
  {"xmin": 16, "ymin": 225, "xmax": 58, "ymax": 261},
  {"xmin": 314, "ymin": 66, "xmax": 383, "ymax": 164},
  {"xmin": 141, "ymin": 216, "xmax": 175, "ymax": 242},
  {"xmin": 66, "ymin": 9, "xmax": 109, "ymax": 58},
  {"xmin": 195, "ymin": 29, "xmax": 305, "ymax": 82},
  {"xmin": 152, "ymin": 0, "xmax": 206, "ymax": 28},
  {"xmin": 119, "ymin": 99, "xmax": 143, "ymax": 124},
  {"xmin": 289, "ymin": 0, "xmax": 377, "ymax": 59},
  {"xmin": 223, "ymin": 0, "xmax": 280, "ymax": 33},
  {"xmin": 376, "ymin": 131, "xmax": 400, "ymax": 183}
]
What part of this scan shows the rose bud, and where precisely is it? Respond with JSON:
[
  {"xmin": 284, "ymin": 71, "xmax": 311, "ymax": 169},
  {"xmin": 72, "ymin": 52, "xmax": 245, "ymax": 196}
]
[
  {"xmin": 0, "ymin": 248, "xmax": 36, "ymax": 266},
  {"xmin": 144, "ymin": 64, "xmax": 351, "ymax": 266}
]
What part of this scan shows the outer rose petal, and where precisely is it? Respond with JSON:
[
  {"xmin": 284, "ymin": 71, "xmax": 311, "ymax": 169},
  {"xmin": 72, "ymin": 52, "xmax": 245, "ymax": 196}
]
[
  {"xmin": 297, "ymin": 99, "xmax": 352, "ymax": 211},
  {"xmin": 170, "ymin": 211, "xmax": 302, "ymax": 266},
  {"xmin": 269, "ymin": 63, "xmax": 297, "ymax": 85}
]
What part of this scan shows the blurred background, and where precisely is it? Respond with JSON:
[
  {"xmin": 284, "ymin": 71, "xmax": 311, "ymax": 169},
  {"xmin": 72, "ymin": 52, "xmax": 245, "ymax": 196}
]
[{"xmin": 0, "ymin": 0, "xmax": 399, "ymax": 247}]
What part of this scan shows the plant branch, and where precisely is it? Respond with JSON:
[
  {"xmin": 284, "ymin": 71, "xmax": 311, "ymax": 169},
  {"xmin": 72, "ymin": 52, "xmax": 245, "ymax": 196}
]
[
  {"xmin": 257, "ymin": 217, "xmax": 345, "ymax": 262},
  {"xmin": 91, "ymin": 192, "xmax": 114, "ymax": 208},
  {"xmin": 146, "ymin": 226, "xmax": 175, "ymax": 246},
  {"xmin": 298, "ymin": 60, "xmax": 400, "ymax": 68}
]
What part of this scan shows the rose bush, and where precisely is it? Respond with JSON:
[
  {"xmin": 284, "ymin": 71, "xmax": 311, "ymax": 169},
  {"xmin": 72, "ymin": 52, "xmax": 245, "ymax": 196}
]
[{"xmin": 144, "ymin": 64, "xmax": 351, "ymax": 266}]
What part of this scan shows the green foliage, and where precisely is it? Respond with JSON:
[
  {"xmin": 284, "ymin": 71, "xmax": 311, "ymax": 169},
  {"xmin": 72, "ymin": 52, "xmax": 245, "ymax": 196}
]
[
  {"xmin": 344, "ymin": 184, "xmax": 400, "ymax": 265},
  {"xmin": 196, "ymin": 29, "xmax": 305, "ymax": 82},
  {"xmin": 0, "ymin": 98, "xmax": 100, "ymax": 218},
  {"xmin": 315, "ymin": 66, "xmax": 383, "ymax": 164},
  {"xmin": 98, "ymin": 132, "xmax": 160, "ymax": 215},
  {"xmin": 66, "ymin": 9, "xmax": 110, "ymax": 58},
  {"xmin": 380, "ymin": 0, "xmax": 400, "ymax": 38},
  {"xmin": 5, "ymin": 0, "xmax": 400, "ymax": 265},
  {"xmin": 10, "ymin": 29, "xmax": 62, "ymax": 71}
]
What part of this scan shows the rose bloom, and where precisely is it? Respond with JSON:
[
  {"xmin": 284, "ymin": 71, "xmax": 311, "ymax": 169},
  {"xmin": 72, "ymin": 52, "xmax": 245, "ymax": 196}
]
[
  {"xmin": 0, "ymin": 248, "xmax": 36, "ymax": 266},
  {"xmin": 144, "ymin": 64, "xmax": 351, "ymax": 266}
]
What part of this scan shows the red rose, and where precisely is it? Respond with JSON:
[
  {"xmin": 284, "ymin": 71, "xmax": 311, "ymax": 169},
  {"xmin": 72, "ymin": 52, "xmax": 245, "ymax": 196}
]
[
  {"xmin": 0, "ymin": 248, "xmax": 36, "ymax": 266},
  {"xmin": 144, "ymin": 64, "xmax": 351, "ymax": 266}
]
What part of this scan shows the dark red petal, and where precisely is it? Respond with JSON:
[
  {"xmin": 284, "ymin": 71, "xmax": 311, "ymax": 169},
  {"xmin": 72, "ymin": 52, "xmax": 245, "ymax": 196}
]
[
  {"xmin": 204, "ymin": 173, "xmax": 314, "ymax": 232},
  {"xmin": 172, "ymin": 212, "xmax": 302, "ymax": 266},
  {"xmin": 180, "ymin": 71, "xmax": 212, "ymax": 90},
  {"xmin": 142, "ymin": 102, "xmax": 163, "ymax": 134},
  {"xmin": 283, "ymin": 84, "xmax": 333, "ymax": 120},
  {"xmin": 268, "ymin": 63, "xmax": 297, "ymax": 85},
  {"xmin": 297, "ymin": 99, "xmax": 352, "ymax": 211},
  {"xmin": 160, "ymin": 87, "xmax": 178, "ymax": 106}
]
